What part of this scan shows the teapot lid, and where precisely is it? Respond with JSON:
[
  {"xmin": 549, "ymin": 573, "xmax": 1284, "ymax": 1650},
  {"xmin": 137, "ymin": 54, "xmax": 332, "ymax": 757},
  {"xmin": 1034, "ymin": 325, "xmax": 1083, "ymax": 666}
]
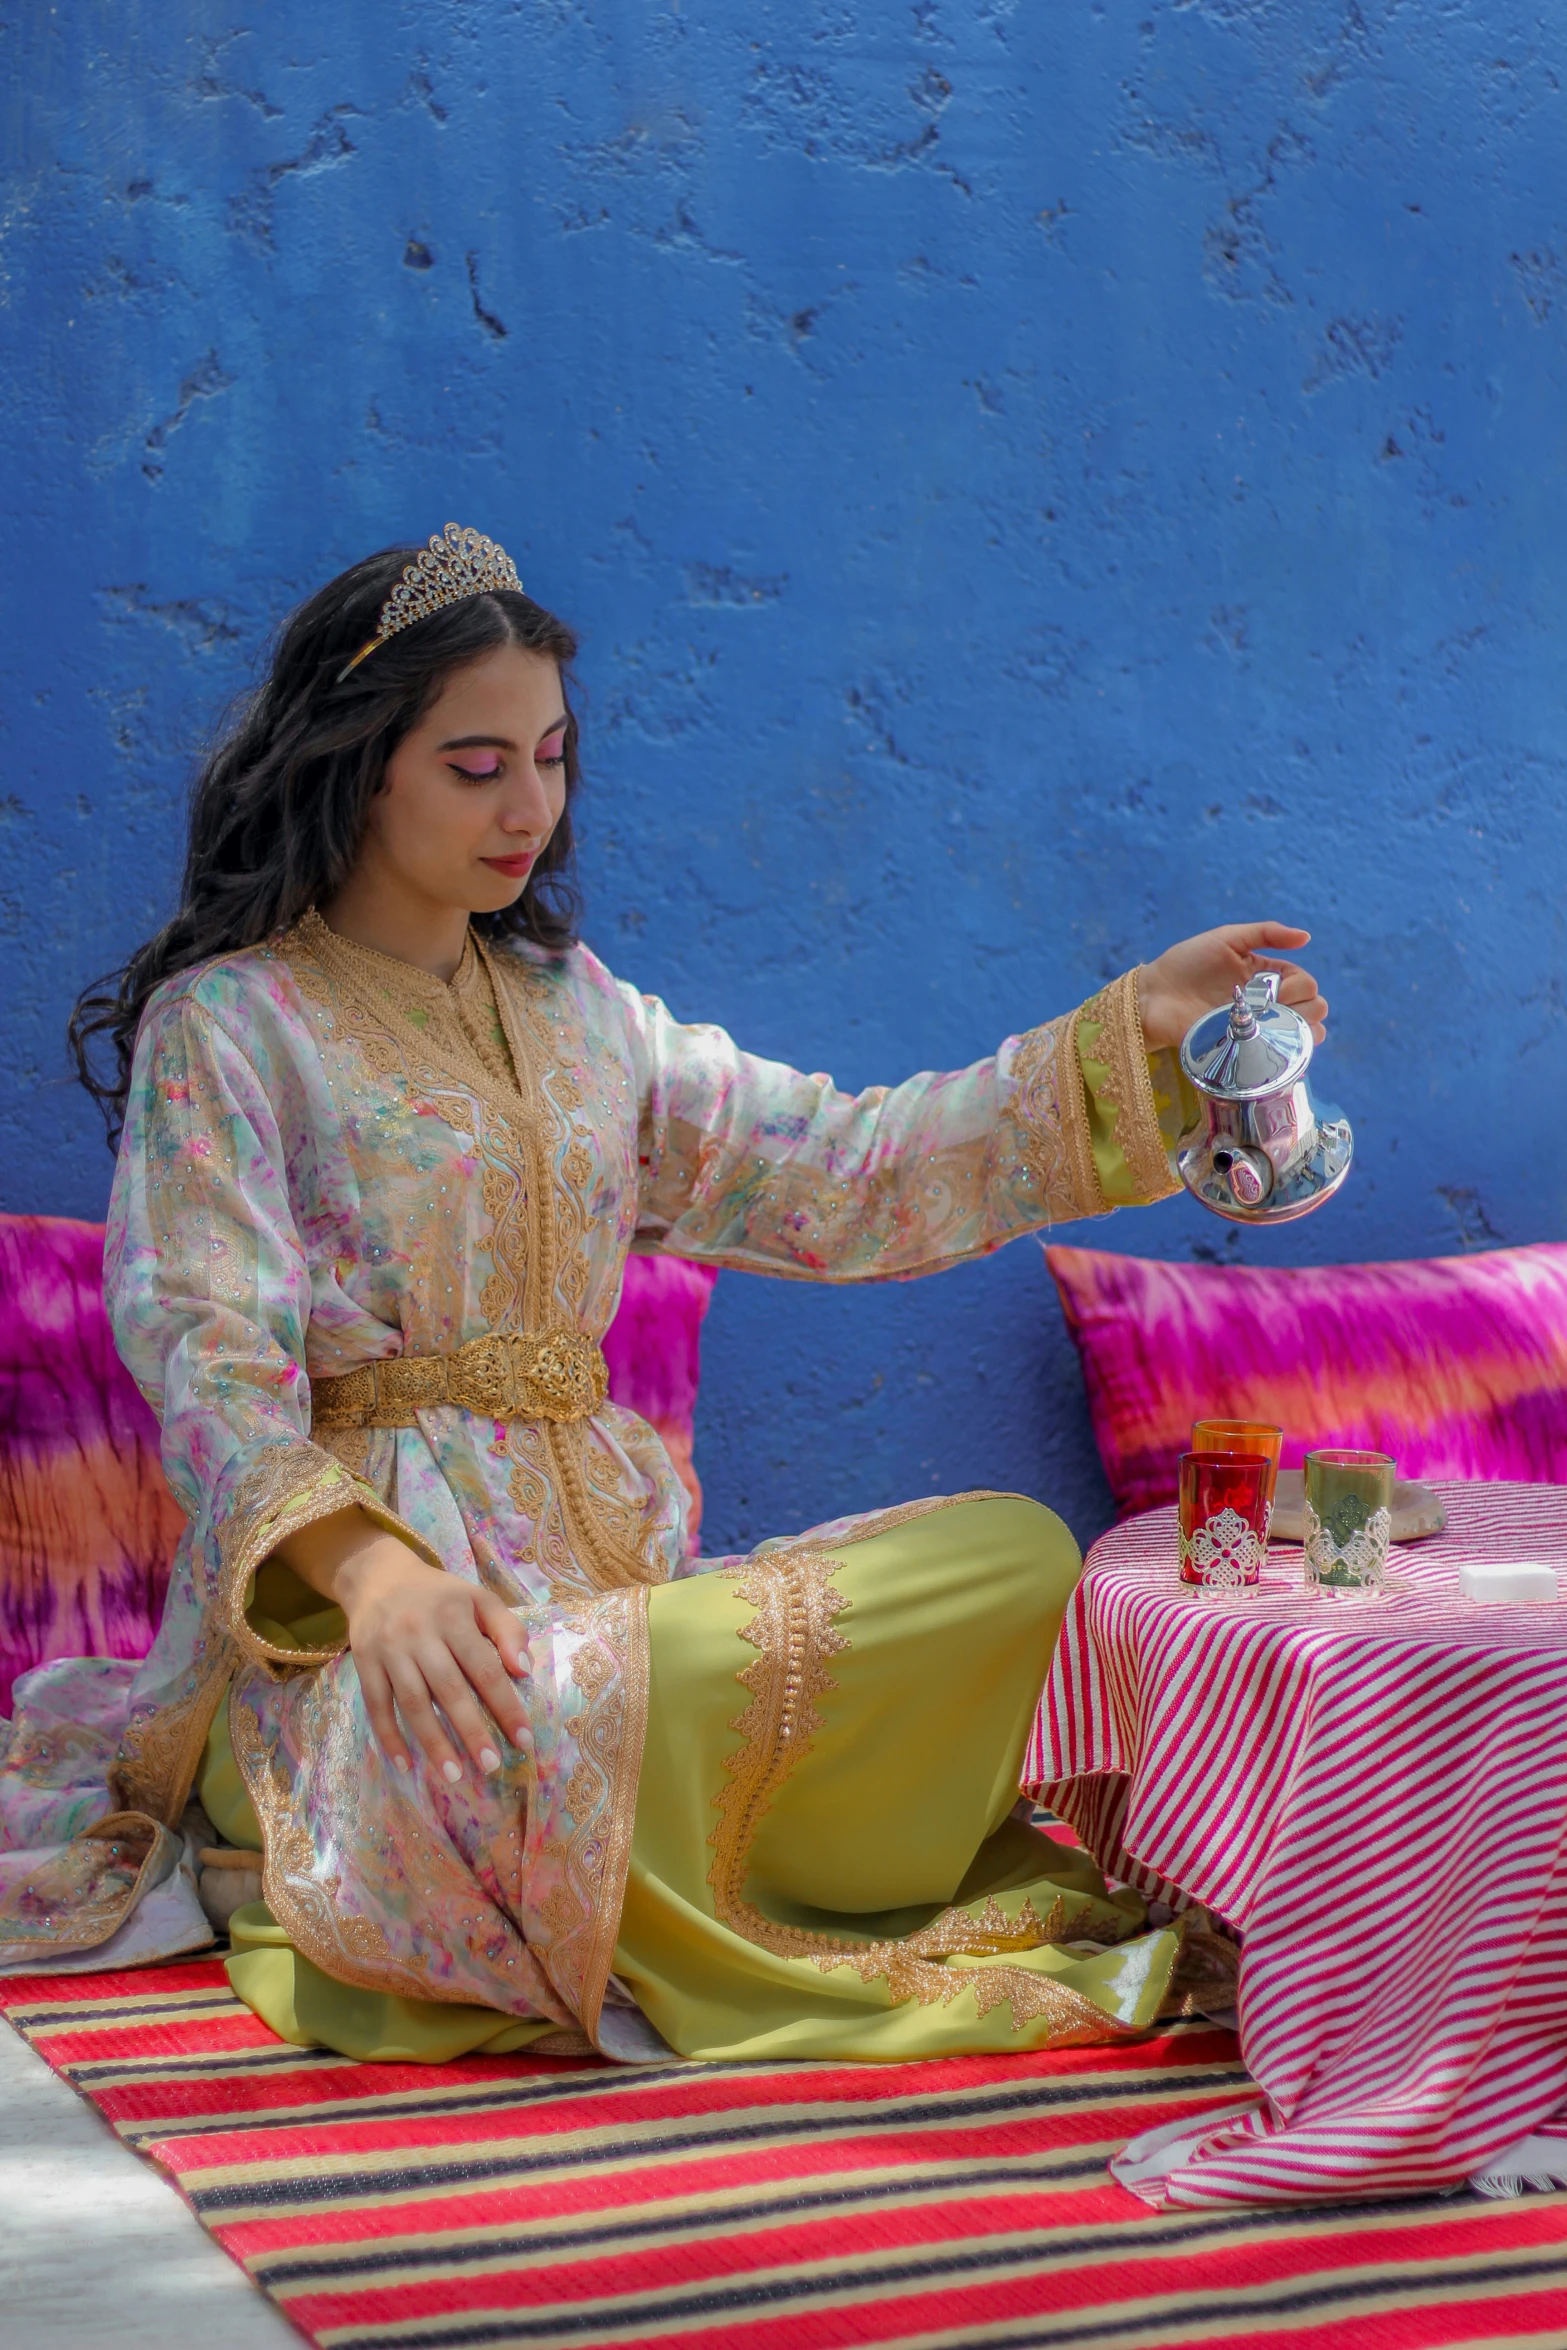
[{"xmin": 1179, "ymin": 971, "xmax": 1313, "ymax": 1101}]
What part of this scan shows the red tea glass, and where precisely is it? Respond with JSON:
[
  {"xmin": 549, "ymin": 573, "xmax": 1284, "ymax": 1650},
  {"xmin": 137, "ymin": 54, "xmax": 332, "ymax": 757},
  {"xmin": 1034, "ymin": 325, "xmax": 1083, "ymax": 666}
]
[{"xmin": 1178, "ymin": 1451, "xmax": 1273, "ymax": 1595}]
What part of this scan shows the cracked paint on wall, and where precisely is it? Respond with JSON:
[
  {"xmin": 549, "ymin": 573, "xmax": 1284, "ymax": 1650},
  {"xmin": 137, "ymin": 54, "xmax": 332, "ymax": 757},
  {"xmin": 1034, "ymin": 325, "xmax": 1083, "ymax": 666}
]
[{"xmin": 3, "ymin": 2, "xmax": 1565, "ymax": 1552}]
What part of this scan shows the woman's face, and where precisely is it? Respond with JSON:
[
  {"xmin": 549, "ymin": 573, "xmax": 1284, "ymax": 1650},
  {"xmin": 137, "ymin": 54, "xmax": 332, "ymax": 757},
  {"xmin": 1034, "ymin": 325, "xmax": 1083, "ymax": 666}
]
[{"xmin": 364, "ymin": 644, "xmax": 569, "ymax": 918}]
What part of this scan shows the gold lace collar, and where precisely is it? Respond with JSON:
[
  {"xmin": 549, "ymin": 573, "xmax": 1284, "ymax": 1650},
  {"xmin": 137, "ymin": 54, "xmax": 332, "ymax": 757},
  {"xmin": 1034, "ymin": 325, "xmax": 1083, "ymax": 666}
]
[
  {"xmin": 285, "ymin": 910, "xmax": 521, "ymax": 1101},
  {"xmin": 291, "ymin": 908, "xmax": 479, "ymax": 1000}
]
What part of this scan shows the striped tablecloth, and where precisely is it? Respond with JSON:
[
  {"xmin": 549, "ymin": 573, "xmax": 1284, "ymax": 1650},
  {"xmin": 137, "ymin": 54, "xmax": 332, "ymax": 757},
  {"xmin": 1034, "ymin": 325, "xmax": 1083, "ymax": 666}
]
[{"xmin": 1023, "ymin": 1480, "xmax": 1567, "ymax": 2208}]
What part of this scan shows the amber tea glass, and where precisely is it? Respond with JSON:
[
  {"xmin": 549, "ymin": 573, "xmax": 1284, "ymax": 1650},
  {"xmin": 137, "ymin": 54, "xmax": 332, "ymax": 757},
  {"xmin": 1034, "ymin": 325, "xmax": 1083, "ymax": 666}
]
[
  {"xmin": 1191, "ymin": 1420, "xmax": 1284, "ymax": 1478},
  {"xmin": 1304, "ymin": 1449, "xmax": 1396, "ymax": 1598},
  {"xmin": 1178, "ymin": 1452, "xmax": 1273, "ymax": 1596}
]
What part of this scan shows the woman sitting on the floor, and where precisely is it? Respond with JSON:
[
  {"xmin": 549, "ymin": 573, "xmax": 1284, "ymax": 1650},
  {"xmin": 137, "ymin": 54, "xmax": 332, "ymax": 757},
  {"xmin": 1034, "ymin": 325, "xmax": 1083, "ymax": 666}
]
[{"xmin": 3, "ymin": 527, "xmax": 1327, "ymax": 2060}]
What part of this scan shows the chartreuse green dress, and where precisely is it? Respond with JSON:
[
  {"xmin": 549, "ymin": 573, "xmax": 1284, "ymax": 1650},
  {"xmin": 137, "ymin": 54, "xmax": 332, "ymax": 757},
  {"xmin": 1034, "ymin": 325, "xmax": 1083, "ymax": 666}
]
[{"xmin": 204, "ymin": 1493, "xmax": 1183, "ymax": 2061}]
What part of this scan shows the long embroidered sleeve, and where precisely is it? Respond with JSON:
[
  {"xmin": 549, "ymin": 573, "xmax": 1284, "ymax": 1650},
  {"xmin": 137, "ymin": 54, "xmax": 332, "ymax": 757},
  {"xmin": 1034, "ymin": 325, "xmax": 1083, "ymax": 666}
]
[
  {"xmin": 107, "ymin": 991, "xmax": 437, "ymax": 1673},
  {"xmin": 619, "ymin": 963, "xmax": 1179, "ymax": 1280}
]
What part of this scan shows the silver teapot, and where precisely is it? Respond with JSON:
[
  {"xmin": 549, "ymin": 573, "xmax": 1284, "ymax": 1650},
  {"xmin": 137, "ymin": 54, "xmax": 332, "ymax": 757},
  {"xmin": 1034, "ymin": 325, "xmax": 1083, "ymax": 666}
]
[{"xmin": 1176, "ymin": 971, "xmax": 1353, "ymax": 1225}]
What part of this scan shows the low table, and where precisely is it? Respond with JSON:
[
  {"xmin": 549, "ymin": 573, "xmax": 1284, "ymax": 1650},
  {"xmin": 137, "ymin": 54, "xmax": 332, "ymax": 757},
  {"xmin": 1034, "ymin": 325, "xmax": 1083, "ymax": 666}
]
[{"xmin": 1025, "ymin": 1481, "xmax": 1567, "ymax": 2207}]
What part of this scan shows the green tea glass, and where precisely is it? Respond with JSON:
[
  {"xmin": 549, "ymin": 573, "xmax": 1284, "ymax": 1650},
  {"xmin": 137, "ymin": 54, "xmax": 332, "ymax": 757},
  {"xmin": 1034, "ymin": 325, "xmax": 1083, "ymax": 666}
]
[{"xmin": 1303, "ymin": 1449, "xmax": 1397, "ymax": 1599}]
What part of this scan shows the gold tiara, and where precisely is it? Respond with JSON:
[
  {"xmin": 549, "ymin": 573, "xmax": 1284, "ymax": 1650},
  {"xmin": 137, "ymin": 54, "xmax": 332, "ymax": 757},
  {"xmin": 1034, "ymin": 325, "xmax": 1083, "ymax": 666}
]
[{"xmin": 337, "ymin": 523, "xmax": 523, "ymax": 681}]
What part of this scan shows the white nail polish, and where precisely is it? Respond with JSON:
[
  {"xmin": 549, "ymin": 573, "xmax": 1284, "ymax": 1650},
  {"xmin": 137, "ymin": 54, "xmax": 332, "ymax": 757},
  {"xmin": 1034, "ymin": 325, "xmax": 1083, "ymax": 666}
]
[
  {"xmin": 479, "ymin": 1747, "xmax": 501, "ymax": 1774},
  {"xmin": 392, "ymin": 1753, "xmax": 410, "ymax": 1772},
  {"xmin": 442, "ymin": 1759, "xmax": 463, "ymax": 1784}
]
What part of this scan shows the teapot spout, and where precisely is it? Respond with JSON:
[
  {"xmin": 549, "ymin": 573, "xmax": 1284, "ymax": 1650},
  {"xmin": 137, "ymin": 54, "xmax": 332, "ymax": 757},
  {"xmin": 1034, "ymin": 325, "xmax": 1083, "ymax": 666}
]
[{"xmin": 1210, "ymin": 1142, "xmax": 1273, "ymax": 1210}]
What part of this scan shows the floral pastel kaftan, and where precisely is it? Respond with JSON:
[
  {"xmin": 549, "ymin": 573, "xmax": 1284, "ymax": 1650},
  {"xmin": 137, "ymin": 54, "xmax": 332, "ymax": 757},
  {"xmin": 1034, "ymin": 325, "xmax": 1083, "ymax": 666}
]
[{"xmin": 0, "ymin": 912, "xmax": 1199, "ymax": 2058}]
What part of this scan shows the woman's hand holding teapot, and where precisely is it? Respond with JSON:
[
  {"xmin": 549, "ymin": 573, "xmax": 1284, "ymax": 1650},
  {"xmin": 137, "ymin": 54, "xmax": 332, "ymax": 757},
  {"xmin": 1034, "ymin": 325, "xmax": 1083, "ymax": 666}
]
[{"xmin": 1137, "ymin": 921, "xmax": 1328, "ymax": 1055}]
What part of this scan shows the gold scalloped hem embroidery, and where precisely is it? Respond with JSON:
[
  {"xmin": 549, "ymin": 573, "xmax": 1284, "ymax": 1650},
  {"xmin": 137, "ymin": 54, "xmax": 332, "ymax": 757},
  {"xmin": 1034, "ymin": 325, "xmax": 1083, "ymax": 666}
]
[
  {"xmin": 530, "ymin": 2025, "xmax": 597, "ymax": 2057},
  {"xmin": 219, "ymin": 1444, "xmax": 443, "ymax": 1669},
  {"xmin": 805, "ymin": 1889, "xmax": 1079, "ymax": 2000},
  {"xmin": 1078, "ymin": 968, "xmax": 1179, "ymax": 1207},
  {"xmin": 708, "ymin": 1551, "xmax": 850, "ymax": 1913},
  {"xmin": 706, "ymin": 1551, "xmax": 1148, "ymax": 2042},
  {"xmin": 807, "ymin": 1944, "xmax": 1135, "ymax": 2038},
  {"xmin": 1010, "ymin": 1012, "xmax": 1102, "ymax": 1221}
]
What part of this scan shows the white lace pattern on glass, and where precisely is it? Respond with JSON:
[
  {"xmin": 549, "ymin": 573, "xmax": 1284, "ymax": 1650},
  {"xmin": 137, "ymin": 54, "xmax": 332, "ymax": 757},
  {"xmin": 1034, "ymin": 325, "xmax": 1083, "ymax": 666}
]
[
  {"xmin": 1180, "ymin": 1506, "xmax": 1265, "ymax": 1590},
  {"xmin": 1304, "ymin": 1504, "xmax": 1393, "ymax": 1590}
]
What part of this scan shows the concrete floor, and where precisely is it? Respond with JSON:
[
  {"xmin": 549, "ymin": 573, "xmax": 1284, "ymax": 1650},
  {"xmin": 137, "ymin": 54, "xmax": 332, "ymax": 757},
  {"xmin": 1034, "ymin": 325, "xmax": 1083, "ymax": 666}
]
[{"xmin": 0, "ymin": 2013, "xmax": 296, "ymax": 2348}]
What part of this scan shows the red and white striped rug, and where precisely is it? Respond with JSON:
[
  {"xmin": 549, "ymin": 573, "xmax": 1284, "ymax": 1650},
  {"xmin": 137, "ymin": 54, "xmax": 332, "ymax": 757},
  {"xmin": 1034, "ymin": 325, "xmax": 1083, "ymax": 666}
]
[{"xmin": 6, "ymin": 1958, "xmax": 1567, "ymax": 2347}]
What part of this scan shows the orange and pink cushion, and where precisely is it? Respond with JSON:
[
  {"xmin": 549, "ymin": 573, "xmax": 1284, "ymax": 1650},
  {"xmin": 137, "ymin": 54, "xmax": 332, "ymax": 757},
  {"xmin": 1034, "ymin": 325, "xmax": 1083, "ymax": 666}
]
[{"xmin": 1046, "ymin": 1239, "xmax": 1567, "ymax": 1519}]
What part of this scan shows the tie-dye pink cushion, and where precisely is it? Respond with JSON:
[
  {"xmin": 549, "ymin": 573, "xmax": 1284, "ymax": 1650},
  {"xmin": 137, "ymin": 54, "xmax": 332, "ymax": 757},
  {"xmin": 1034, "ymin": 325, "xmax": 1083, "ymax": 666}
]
[
  {"xmin": 602, "ymin": 1253, "xmax": 719, "ymax": 1545},
  {"xmin": 0, "ymin": 1215, "xmax": 184, "ymax": 1718},
  {"xmin": 1046, "ymin": 1240, "xmax": 1567, "ymax": 1518},
  {"xmin": 0, "ymin": 1215, "xmax": 718, "ymax": 1713}
]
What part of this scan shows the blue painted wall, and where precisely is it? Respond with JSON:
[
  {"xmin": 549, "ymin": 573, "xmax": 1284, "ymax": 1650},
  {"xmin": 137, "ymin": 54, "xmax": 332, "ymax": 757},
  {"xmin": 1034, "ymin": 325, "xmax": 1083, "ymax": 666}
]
[{"xmin": 4, "ymin": 3, "xmax": 1564, "ymax": 1556}]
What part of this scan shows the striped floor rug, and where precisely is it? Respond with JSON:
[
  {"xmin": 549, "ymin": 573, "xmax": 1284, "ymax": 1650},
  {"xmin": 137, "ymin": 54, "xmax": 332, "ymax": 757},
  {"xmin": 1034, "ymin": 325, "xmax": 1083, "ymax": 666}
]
[{"xmin": 5, "ymin": 1964, "xmax": 1567, "ymax": 2349}]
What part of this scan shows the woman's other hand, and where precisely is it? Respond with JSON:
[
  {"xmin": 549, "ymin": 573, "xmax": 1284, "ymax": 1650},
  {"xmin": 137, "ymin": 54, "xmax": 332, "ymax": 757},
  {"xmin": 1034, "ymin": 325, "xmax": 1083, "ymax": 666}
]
[
  {"xmin": 276, "ymin": 1507, "xmax": 528, "ymax": 1782},
  {"xmin": 1136, "ymin": 921, "xmax": 1329, "ymax": 1054}
]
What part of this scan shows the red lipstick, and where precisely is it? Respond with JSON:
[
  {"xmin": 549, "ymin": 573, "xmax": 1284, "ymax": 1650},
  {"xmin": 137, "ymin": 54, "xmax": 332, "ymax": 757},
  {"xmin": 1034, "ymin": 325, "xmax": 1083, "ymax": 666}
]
[{"xmin": 482, "ymin": 852, "xmax": 535, "ymax": 879}]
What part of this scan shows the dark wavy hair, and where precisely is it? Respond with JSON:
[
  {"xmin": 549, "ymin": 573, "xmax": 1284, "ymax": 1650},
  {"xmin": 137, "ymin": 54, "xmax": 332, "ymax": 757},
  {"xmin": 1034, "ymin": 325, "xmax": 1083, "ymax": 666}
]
[{"xmin": 69, "ymin": 545, "xmax": 584, "ymax": 1145}]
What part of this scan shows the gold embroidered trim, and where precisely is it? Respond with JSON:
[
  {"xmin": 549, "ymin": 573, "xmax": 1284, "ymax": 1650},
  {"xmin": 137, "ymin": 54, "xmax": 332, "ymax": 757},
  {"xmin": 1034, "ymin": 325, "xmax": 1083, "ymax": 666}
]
[
  {"xmin": 315, "ymin": 1424, "xmax": 376, "ymax": 1487},
  {"xmin": 543, "ymin": 1419, "xmax": 664, "ymax": 1589},
  {"xmin": 112, "ymin": 1641, "xmax": 236, "ymax": 1825},
  {"xmin": 1011, "ymin": 1013, "xmax": 1102, "ymax": 1220},
  {"xmin": 279, "ymin": 915, "xmax": 658, "ymax": 1597},
  {"xmin": 280, "ymin": 914, "xmax": 536, "ymax": 1343},
  {"xmin": 229, "ymin": 1686, "xmax": 441, "ymax": 2001},
  {"xmin": 1164, "ymin": 1911, "xmax": 1241, "ymax": 2018},
  {"xmin": 285, "ymin": 913, "xmax": 525, "ymax": 1121},
  {"xmin": 529, "ymin": 2025, "xmax": 598, "ymax": 2058},
  {"xmin": 479, "ymin": 934, "xmax": 661, "ymax": 1592},
  {"xmin": 219, "ymin": 1443, "xmax": 442, "ymax": 1668},
  {"xmin": 1080, "ymin": 968, "xmax": 1179, "ymax": 1206},
  {"xmin": 505, "ymin": 1420, "xmax": 578, "ymax": 1588},
  {"xmin": 453, "ymin": 938, "xmax": 529, "ymax": 1098},
  {"xmin": 476, "ymin": 932, "xmax": 567, "ymax": 1329},
  {"xmin": 707, "ymin": 1551, "xmax": 1123, "ymax": 2039},
  {"xmin": 708, "ymin": 1550, "xmax": 850, "ymax": 1914},
  {"xmin": 549, "ymin": 1587, "xmax": 651, "ymax": 2045},
  {"xmin": 0, "ymin": 1812, "xmax": 185, "ymax": 1963}
]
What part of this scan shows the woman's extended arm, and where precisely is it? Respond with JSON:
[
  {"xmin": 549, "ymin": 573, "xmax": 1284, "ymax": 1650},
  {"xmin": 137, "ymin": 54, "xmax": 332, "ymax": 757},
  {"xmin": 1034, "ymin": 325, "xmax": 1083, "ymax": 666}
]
[{"xmin": 615, "ymin": 920, "xmax": 1326, "ymax": 1281}]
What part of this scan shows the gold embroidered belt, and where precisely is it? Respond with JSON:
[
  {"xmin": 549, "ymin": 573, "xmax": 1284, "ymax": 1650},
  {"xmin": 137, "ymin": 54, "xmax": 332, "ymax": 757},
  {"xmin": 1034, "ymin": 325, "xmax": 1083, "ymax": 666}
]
[{"xmin": 311, "ymin": 1331, "xmax": 609, "ymax": 1430}]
